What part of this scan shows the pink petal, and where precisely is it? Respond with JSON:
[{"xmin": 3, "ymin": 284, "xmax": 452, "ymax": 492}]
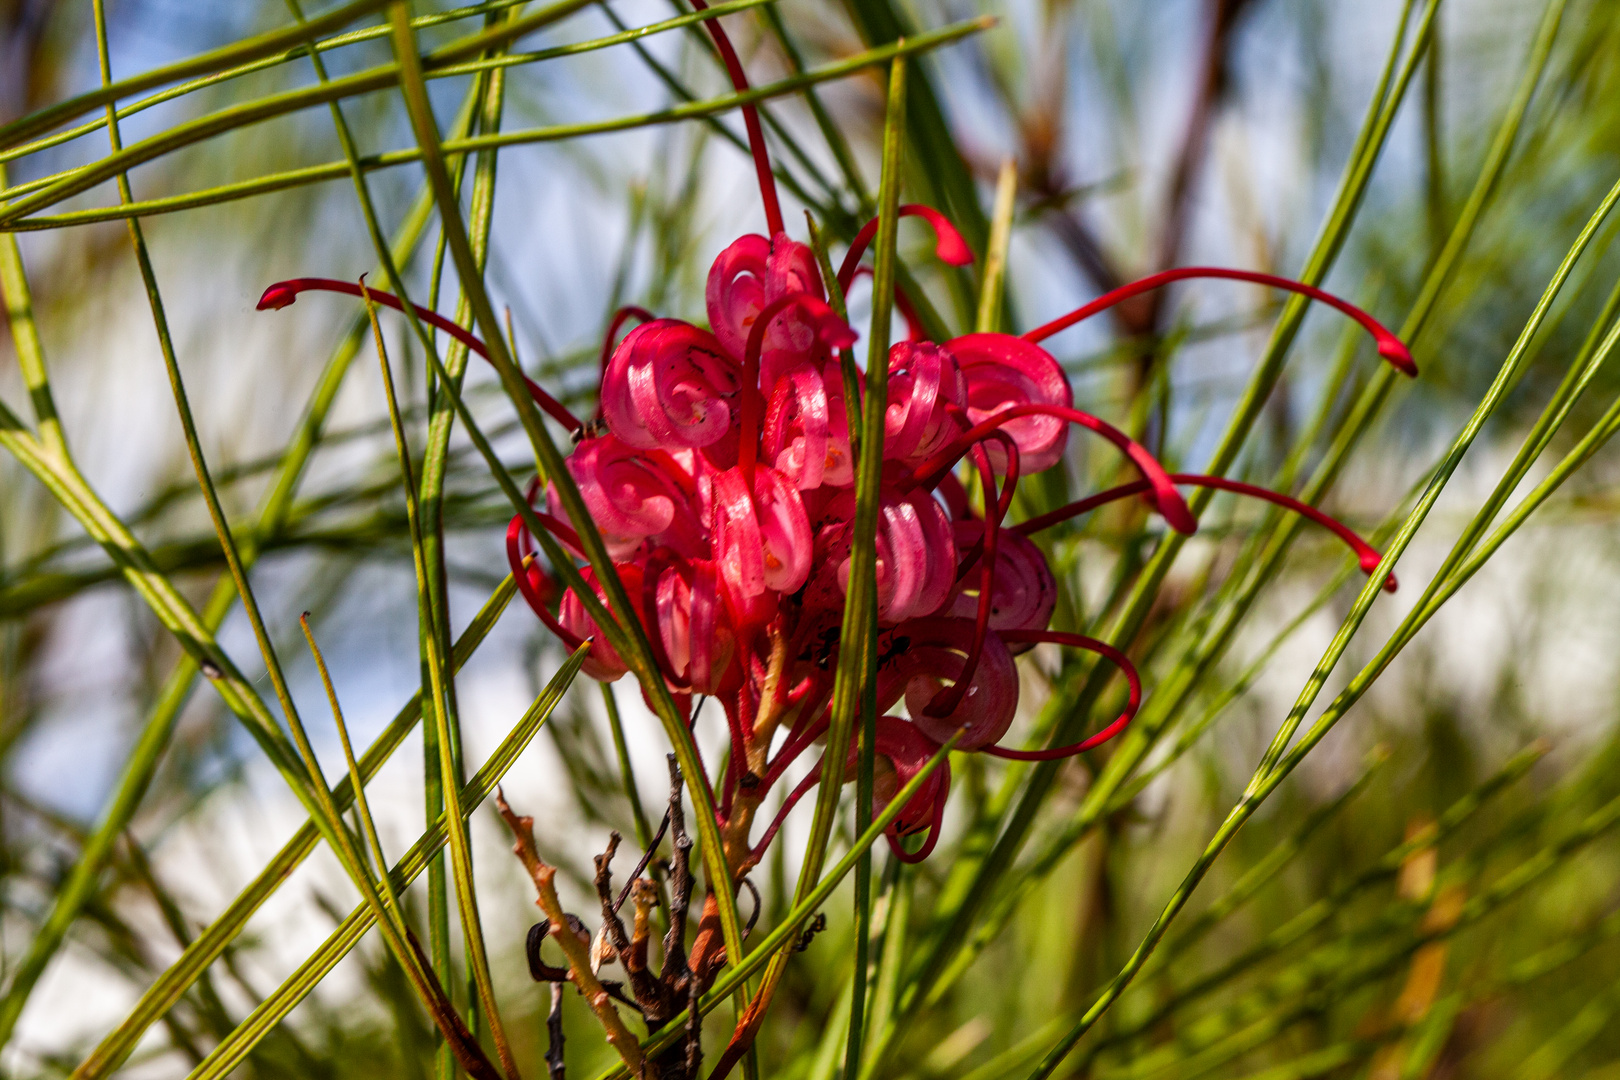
[
  {"xmin": 947, "ymin": 333, "xmax": 1073, "ymax": 473},
  {"xmin": 706, "ymin": 234, "xmax": 771, "ymax": 360},
  {"xmin": 944, "ymin": 522, "xmax": 1058, "ymax": 639},
  {"xmin": 558, "ymin": 565, "xmax": 644, "ymax": 682},
  {"xmin": 557, "ymin": 435, "xmax": 687, "ymax": 559},
  {"xmin": 710, "ymin": 466, "xmax": 766, "ymax": 600},
  {"xmin": 603, "ymin": 319, "xmax": 740, "ymax": 449},
  {"xmin": 876, "ymin": 618, "xmax": 1018, "ymax": 749},
  {"xmin": 751, "ymin": 466, "xmax": 813, "ymax": 593},
  {"xmin": 884, "ymin": 341, "xmax": 966, "ymax": 464}
]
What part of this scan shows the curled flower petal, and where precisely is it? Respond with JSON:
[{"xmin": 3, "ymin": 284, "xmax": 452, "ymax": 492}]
[
  {"xmin": 558, "ymin": 564, "xmax": 645, "ymax": 682},
  {"xmin": 945, "ymin": 522, "xmax": 1057, "ymax": 639},
  {"xmin": 710, "ymin": 465, "xmax": 812, "ymax": 604},
  {"xmin": 885, "ymin": 341, "xmax": 968, "ymax": 464},
  {"xmin": 739, "ymin": 294, "xmax": 855, "ymax": 478},
  {"xmin": 710, "ymin": 467, "xmax": 766, "ymax": 600},
  {"xmin": 767, "ymin": 233, "xmax": 825, "ymax": 303},
  {"xmin": 843, "ymin": 716, "xmax": 952, "ymax": 860},
  {"xmin": 506, "ymin": 512, "xmax": 583, "ymax": 653},
  {"xmin": 827, "ymin": 488, "xmax": 955, "ymax": 625},
  {"xmin": 876, "ymin": 618, "xmax": 1019, "ymax": 750},
  {"xmin": 893, "ymin": 490, "xmax": 959, "ymax": 623},
  {"xmin": 686, "ymin": 559, "xmax": 733, "ymax": 692},
  {"xmin": 706, "ymin": 233, "xmax": 828, "ymax": 363},
  {"xmin": 822, "ymin": 364, "xmax": 856, "ymax": 486},
  {"xmin": 555, "ymin": 435, "xmax": 688, "ymax": 559},
  {"xmin": 706, "ymin": 234, "xmax": 770, "ymax": 360},
  {"xmin": 948, "ymin": 333, "xmax": 1073, "ymax": 473},
  {"xmin": 602, "ymin": 318, "xmax": 740, "ymax": 449},
  {"xmin": 751, "ymin": 466, "xmax": 814, "ymax": 593},
  {"xmin": 654, "ymin": 558, "xmax": 735, "ymax": 694},
  {"xmin": 764, "ymin": 366, "xmax": 831, "ymax": 490}
]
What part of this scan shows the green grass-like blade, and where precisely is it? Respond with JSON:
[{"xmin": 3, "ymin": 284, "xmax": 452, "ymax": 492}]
[
  {"xmin": 890, "ymin": 6, "xmax": 1443, "ymax": 1042},
  {"xmin": 71, "ymin": 574, "xmax": 519, "ymax": 1079},
  {"xmin": 843, "ymin": 0, "xmax": 990, "ymax": 327},
  {"xmin": 1025, "ymin": 166, "xmax": 1620, "ymax": 1078},
  {"xmin": 0, "ymin": 0, "xmax": 535, "ymax": 166},
  {"xmin": 0, "ymin": 0, "xmax": 392, "ymax": 152},
  {"xmin": 182, "ymin": 644, "xmax": 588, "ymax": 1080},
  {"xmin": 2, "ymin": 19, "xmax": 988, "ymax": 233},
  {"xmin": 0, "ymin": 0, "xmax": 593, "ymax": 225},
  {"xmin": 384, "ymin": 0, "xmax": 756, "ymax": 1008}
]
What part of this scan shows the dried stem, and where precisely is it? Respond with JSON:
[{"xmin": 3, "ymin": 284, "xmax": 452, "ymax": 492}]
[
  {"xmin": 661, "ymin": 757, "xmax": 695, "ymax": 983},
  {"xmin": 545, "ymin": 983, "xmax": 566, "ymax": 1080},
  {"xmin": 684, "ymin": 965, "xmax": 702, "ymax": 1080},
  {"xmin": 657, "ymin": 756, "xmax": 705, "ymax": 1079},
  {"xmin": 496, "ymin": 790, "xmax": 648, "ymax": 1077},
  {"xmin": 595, "ymin": 832, "xmax": 674, "ymax": 1022}
]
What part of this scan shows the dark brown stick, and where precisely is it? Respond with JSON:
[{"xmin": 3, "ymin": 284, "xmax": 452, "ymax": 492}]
[
  {"xmin": 596, "ymin": 831, "xmax": 674, "ymax": 1021},
  {"xmin": 545, "ymin": 983, "xmax": 566, "ymax": 1080}
]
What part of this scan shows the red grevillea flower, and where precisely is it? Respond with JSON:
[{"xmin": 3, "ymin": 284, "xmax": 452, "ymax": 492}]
[{"xmin": 257, "ymin": 11, "xmax": 1412, "ymax": 872}]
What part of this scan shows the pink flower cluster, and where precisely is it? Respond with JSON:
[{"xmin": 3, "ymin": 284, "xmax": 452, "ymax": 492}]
[
  {"xmin": 506, "ymin": 218, "xmax": 1156, "ymax": 859},
  {"xmin": 490, "ymin": 209, "xmax": 1410, "ymax": 862},
  {"xmin": 261, "ymin": 232, "xmax": 1412, "ymax": 868}
]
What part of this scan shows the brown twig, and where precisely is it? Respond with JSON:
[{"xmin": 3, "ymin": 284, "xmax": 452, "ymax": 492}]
[
  {"xmin": 661, "ymin": 756, "xmax": 695, "ymax": 984},
  {"xmin": 545, "ymin": 983, "xmax": 566, "ymax": 1080},
  {"xmin": 496, "ymin": 789, "xmax": 648, "ymax": 1077},
  {"xmin": 615, "ymin": 810, "xmax": 671, "ymax": 913},
  {"xmin": 684, "ymin": 959, "xmax": 703, "ymax": 1080},
  {"xmin": 596, "ymin": 831, "xmax": 675, "ymax": 1022},
  {"xmin": 630, "ymin": 879, "xmax": 659, "ymax": 975},
  {"xmin": 657, "ymin": 755, "xmax": 704, "ymax": 1080}
]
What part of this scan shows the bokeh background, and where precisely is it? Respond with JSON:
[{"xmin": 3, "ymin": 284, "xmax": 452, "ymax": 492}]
[{"xmin": 4, "ymin": 0, "xmax": 1620, "ymax": 1077}]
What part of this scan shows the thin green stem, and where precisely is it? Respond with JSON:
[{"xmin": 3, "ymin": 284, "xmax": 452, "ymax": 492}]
[
  {"xmin": 0, "ymin": 1, "xmax": 591, "ymax": 224},
  {"xmin": 805, "ymin": 51, "xmax": 905, "ymax": 901},
  {"xmin": 891, "ymin": 6, "xmax": 1444, "ymax": 1037},
  {"xmin": 1026, "ymin": 167, "xmax": 1620, "ymax": 1079},
  {"xmin": 385, "ymin": 0, "xmax": 756, "ymax": 1001},
  {"xmin": 72, "ymin": 575, "xmax": 519, "ymax": 1080},
  {"xmin": 0, "ymin": 0, "xmax": 392, "ymax": 151},
  {"xmin": 0, "ymin": 166, "xmax": 65, "ymax": 454},
  {"xmin": 976, "ymin": 158, "xmax": 1018, "ymax": 333},
  {"xmin": 366, "ymin": 287, "xmax": 520, "ymax": 1080},
  {"xmin": 89, "ymin": 6, "xmax": 498, "ymax": 1067},
  {"xmin": 0, "ymin": 0, "xmax": 545, "ymax": 166},
  {"xmin": 300, "ymin": 613, "xmax": 408, "ymax": 931},
  {"xmin": 182, "ymin": 646, "xmax": 589, "ymax": 1080},
  {"xmin": 0, "ymin": 21, "xmax": 988, "ymax": 233}
]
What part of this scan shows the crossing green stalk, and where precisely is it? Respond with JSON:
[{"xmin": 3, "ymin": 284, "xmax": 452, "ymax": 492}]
[
  {"xmin": 71, "ymin": 575, "xmax": 520, "ymax": 1080},
  {"xmin": 385, "ymin": 0, "xmax": 752, "ymax": 1002},
  {"xmin": 182, "ymin": 645, "xmax": 589, "ymax": 1080}
]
